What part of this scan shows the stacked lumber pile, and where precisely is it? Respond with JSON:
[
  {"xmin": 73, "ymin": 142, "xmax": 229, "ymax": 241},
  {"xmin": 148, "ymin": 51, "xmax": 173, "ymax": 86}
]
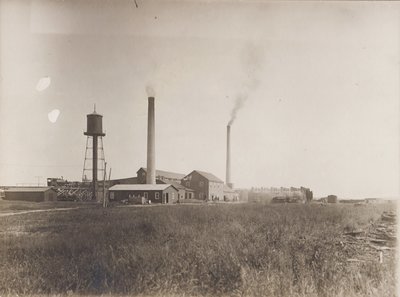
[
  {"xmin": 341, "ymin": 211, "xmax": 396, "ymax": 263},
  {"xmin": 369, "ymin": 211, "xmax": 396, "ymax": 248}
]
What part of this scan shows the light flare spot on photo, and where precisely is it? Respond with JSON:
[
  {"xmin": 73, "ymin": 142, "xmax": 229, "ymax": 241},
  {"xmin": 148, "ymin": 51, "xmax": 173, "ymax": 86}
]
[{"xmin": 48, "ymin": 109, "xmax": 60, "ymax": 123}]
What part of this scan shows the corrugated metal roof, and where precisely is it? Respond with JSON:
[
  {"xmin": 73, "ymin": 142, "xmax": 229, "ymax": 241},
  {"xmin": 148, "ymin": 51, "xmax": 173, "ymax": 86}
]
[
  {"xmin": 138, "ymin": 167, "xmax": 186, "ymax": 180},
  {"xmin": 109, "ymin": 184, "xmax": 176, "ymax": 191},
  {"xmin": 4, "ymin": 187, "xmax": 54, "ymax": 193},
  {"xmin": 192, "ymin": 170, "xmax": 223, "ymax": 183}
]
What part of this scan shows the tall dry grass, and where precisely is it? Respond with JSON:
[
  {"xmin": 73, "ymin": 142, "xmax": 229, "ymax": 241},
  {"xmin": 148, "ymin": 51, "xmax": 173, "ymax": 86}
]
[{"xmin": 0, "ymin": 203, "xmax": 395, "ymax": 296}]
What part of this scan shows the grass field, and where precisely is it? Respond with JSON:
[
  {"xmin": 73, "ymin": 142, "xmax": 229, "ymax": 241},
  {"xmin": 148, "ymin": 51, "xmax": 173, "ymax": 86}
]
[
  {"xmin": 0, "ymin": 200, "xmax": 97, "ymax": 213},
  {"xmin": 0, "ymin": 202, "xmax": 396, "ymax": 297}
]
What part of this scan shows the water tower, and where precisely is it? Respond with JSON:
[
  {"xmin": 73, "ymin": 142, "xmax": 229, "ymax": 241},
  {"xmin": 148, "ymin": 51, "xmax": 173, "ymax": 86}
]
[{"xmin": 82, "ymin": 105, "xmax": 106, "ymax": 200}]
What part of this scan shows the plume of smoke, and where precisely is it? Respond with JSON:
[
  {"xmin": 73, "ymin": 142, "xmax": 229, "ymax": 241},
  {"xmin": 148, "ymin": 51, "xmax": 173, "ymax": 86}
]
[
  {"xmin": 146, "ymin": 85, "xmax": 155, "ymax": 97},
  {"xmin": 228, "ymin": 44, "xmax": 264, "ymax": 126},
  {"xmin": 228, "ymin": 95, "xmax": 247, "ymax": 126}
]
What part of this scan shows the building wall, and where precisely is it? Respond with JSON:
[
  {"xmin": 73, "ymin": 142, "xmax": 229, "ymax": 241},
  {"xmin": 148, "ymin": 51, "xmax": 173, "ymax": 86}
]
[
  {"xmin": 327, "ymin": 195, "xmax": 338, "ymax": 203},
  {"xmin": 177, "ymin": 189, "xmax": 185, "ymax": 201},
  {"xmin": 45, "ymin": 190, "xmax": 57, "ymax": 201},
  {"xmin": 4, "ymin": 190, "xmax": 57, "ymax": 202},
  {"xmin": 223, "ymin": 191, "xmax": 239, "ymax": 201},
  {"xmin": 209, "ymin": 181, "xmax": 224, "ymax": 201},
  {"xmin": 110, "ymin": 190, "xmax": 160, "ymax": 203},
  {"xmin": 184, "ymin": 191, "xmax": 195, "ymax": 199},
  {"xmin": 181, "ymin": 171, "xmax": 207, "ymax": 200},
  {"xmin": 109, "ymin": 188, "xmax": 178, "ymax": 204},
  {"xmin": 9, "ymin": 192, "xmax": 44, "ymax": 202},
  {"xmin": 162, "ymin": 187, "xmax": 179, "ymax": 204}
]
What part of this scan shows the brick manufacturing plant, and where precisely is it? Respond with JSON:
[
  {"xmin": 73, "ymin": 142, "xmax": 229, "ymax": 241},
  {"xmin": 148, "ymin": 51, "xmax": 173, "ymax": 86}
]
[
  {"xmin": 3, "ymin": 94, "xmax": 312, "ymax": 204},
  {"xmin": 45, "ymin": 95, "xmax": 241, "ymax": 204}
]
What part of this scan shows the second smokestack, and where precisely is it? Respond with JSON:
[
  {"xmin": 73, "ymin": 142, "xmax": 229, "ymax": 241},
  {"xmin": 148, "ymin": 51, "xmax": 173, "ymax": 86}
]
[
  {"xmin": 146, "ymin": 97, "xmax": 156, "ymax": 184},
  {"xmin": 226, "ymin": 125, "xmax": 233, "ymax": 189}
]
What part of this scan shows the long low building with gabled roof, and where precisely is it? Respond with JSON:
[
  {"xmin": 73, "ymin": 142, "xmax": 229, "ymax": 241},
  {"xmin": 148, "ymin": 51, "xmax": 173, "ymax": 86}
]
[
  {"xmin": 108, "ymin": 184, "xmax": 179, "ymax": 204},
  {"xmin": 4, "ymin": 187, "xmax": 57, "ymax": 202}
]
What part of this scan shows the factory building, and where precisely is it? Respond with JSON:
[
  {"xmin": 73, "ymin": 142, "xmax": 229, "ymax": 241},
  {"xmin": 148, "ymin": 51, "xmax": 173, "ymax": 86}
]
[
  {"xmin": 181, "ymin": 170, "xmax": 224, "ymax": 201},
  {"xmin": 108, "ymin": 184, "xmax": 179, "ymax": 204},
  {"xmin": 87, "ymin": 93, "xmax": 240, "ymax": 204},
  {"xmin": 110, "ymin": 168, "xmax": 224, "ymax": 202},
  {"xmin": 4, "ymin": 187, "xmax": 57, "ymax": 202},
  {"xmin": 45, "ymin": 93, "xmax": 241, "ymax": 204}
]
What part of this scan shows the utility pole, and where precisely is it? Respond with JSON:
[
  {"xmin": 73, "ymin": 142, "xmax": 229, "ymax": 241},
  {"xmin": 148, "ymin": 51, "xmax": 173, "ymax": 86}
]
[
  {"xmin": 34, "ymin": 176, "xmax": 42, "ymax": 187},
  {"xmin": 103, "ymin": 162, "xmax": 107, "ymax": 208}
]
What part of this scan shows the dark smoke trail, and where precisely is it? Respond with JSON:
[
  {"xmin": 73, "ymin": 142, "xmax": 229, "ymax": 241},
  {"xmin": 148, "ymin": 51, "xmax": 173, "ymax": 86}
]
[
  {"xmin": 227, "ymin": 44, "xmax": 264, "ymax": 126},
  {"xmin": 228, "ymin": 95, "xmax": 247, "ymax": 126}
]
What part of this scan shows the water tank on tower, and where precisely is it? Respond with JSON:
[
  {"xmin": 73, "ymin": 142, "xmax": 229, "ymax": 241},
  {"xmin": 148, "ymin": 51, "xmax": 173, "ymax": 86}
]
[
  {"xmin": 82, "ymin": 105, "xmax": 106, "ymax": 201},
  {"xmin": 84, "ymin": 109, "xmax": 105, "ymax": 137}
]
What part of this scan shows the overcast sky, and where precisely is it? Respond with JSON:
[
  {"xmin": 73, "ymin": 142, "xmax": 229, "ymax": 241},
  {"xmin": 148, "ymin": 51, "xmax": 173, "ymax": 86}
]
[{"xmin": 0, "ymin": 0, "xmax": 399, "ymax": 198}]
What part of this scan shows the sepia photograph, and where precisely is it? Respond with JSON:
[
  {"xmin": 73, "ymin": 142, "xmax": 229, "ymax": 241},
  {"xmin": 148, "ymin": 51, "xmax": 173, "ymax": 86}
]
[{"xmin": 0, "ymin": 0, "xmax": 398, "ymax": 296}]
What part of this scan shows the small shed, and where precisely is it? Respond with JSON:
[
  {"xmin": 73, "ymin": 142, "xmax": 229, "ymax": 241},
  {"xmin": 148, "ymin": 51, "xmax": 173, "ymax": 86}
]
[
  {"xmin": 108, "ymin": 184, "xmax": 179, "ymax": 204},
  {"xmin": 327, "ymin": 195, "xmax": 338, "ymax": 203},
  {"xmin": 4, "ymin": 187, "xmax": 57, "ymax": 202}
]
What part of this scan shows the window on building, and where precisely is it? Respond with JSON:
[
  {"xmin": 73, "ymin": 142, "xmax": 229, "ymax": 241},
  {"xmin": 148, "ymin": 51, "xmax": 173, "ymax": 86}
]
[
  {"xmin": 186, "ymin": 181, "xmax": 190, "ymax": 187},
  {"xmin": 155, "ymin": 192, "xmax": 160, "ymax": 199},
  {"xmin": 199, "ymin": 192, "xmax": 204, "ymax": 199},
  {"xmin": 199, "ymin": 181, "xmax": 204, "ymax": 187},
  {"xmin": 172, "ymin": 192, "xmax": 175, "ymax": 199},
  {"xmin": 144, "ymin": 192, "xmax": 148, "ymax": 199}
]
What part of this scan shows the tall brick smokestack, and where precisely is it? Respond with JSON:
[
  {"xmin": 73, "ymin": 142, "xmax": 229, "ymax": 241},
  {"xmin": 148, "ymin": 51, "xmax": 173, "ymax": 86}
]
[
  {"xmin": 226, "ymin": 125, "xmax": 233, "ymax": 189},
  {"xmin": 146, "ymin": 97, "xmax": 156, "ymax": 184}
]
